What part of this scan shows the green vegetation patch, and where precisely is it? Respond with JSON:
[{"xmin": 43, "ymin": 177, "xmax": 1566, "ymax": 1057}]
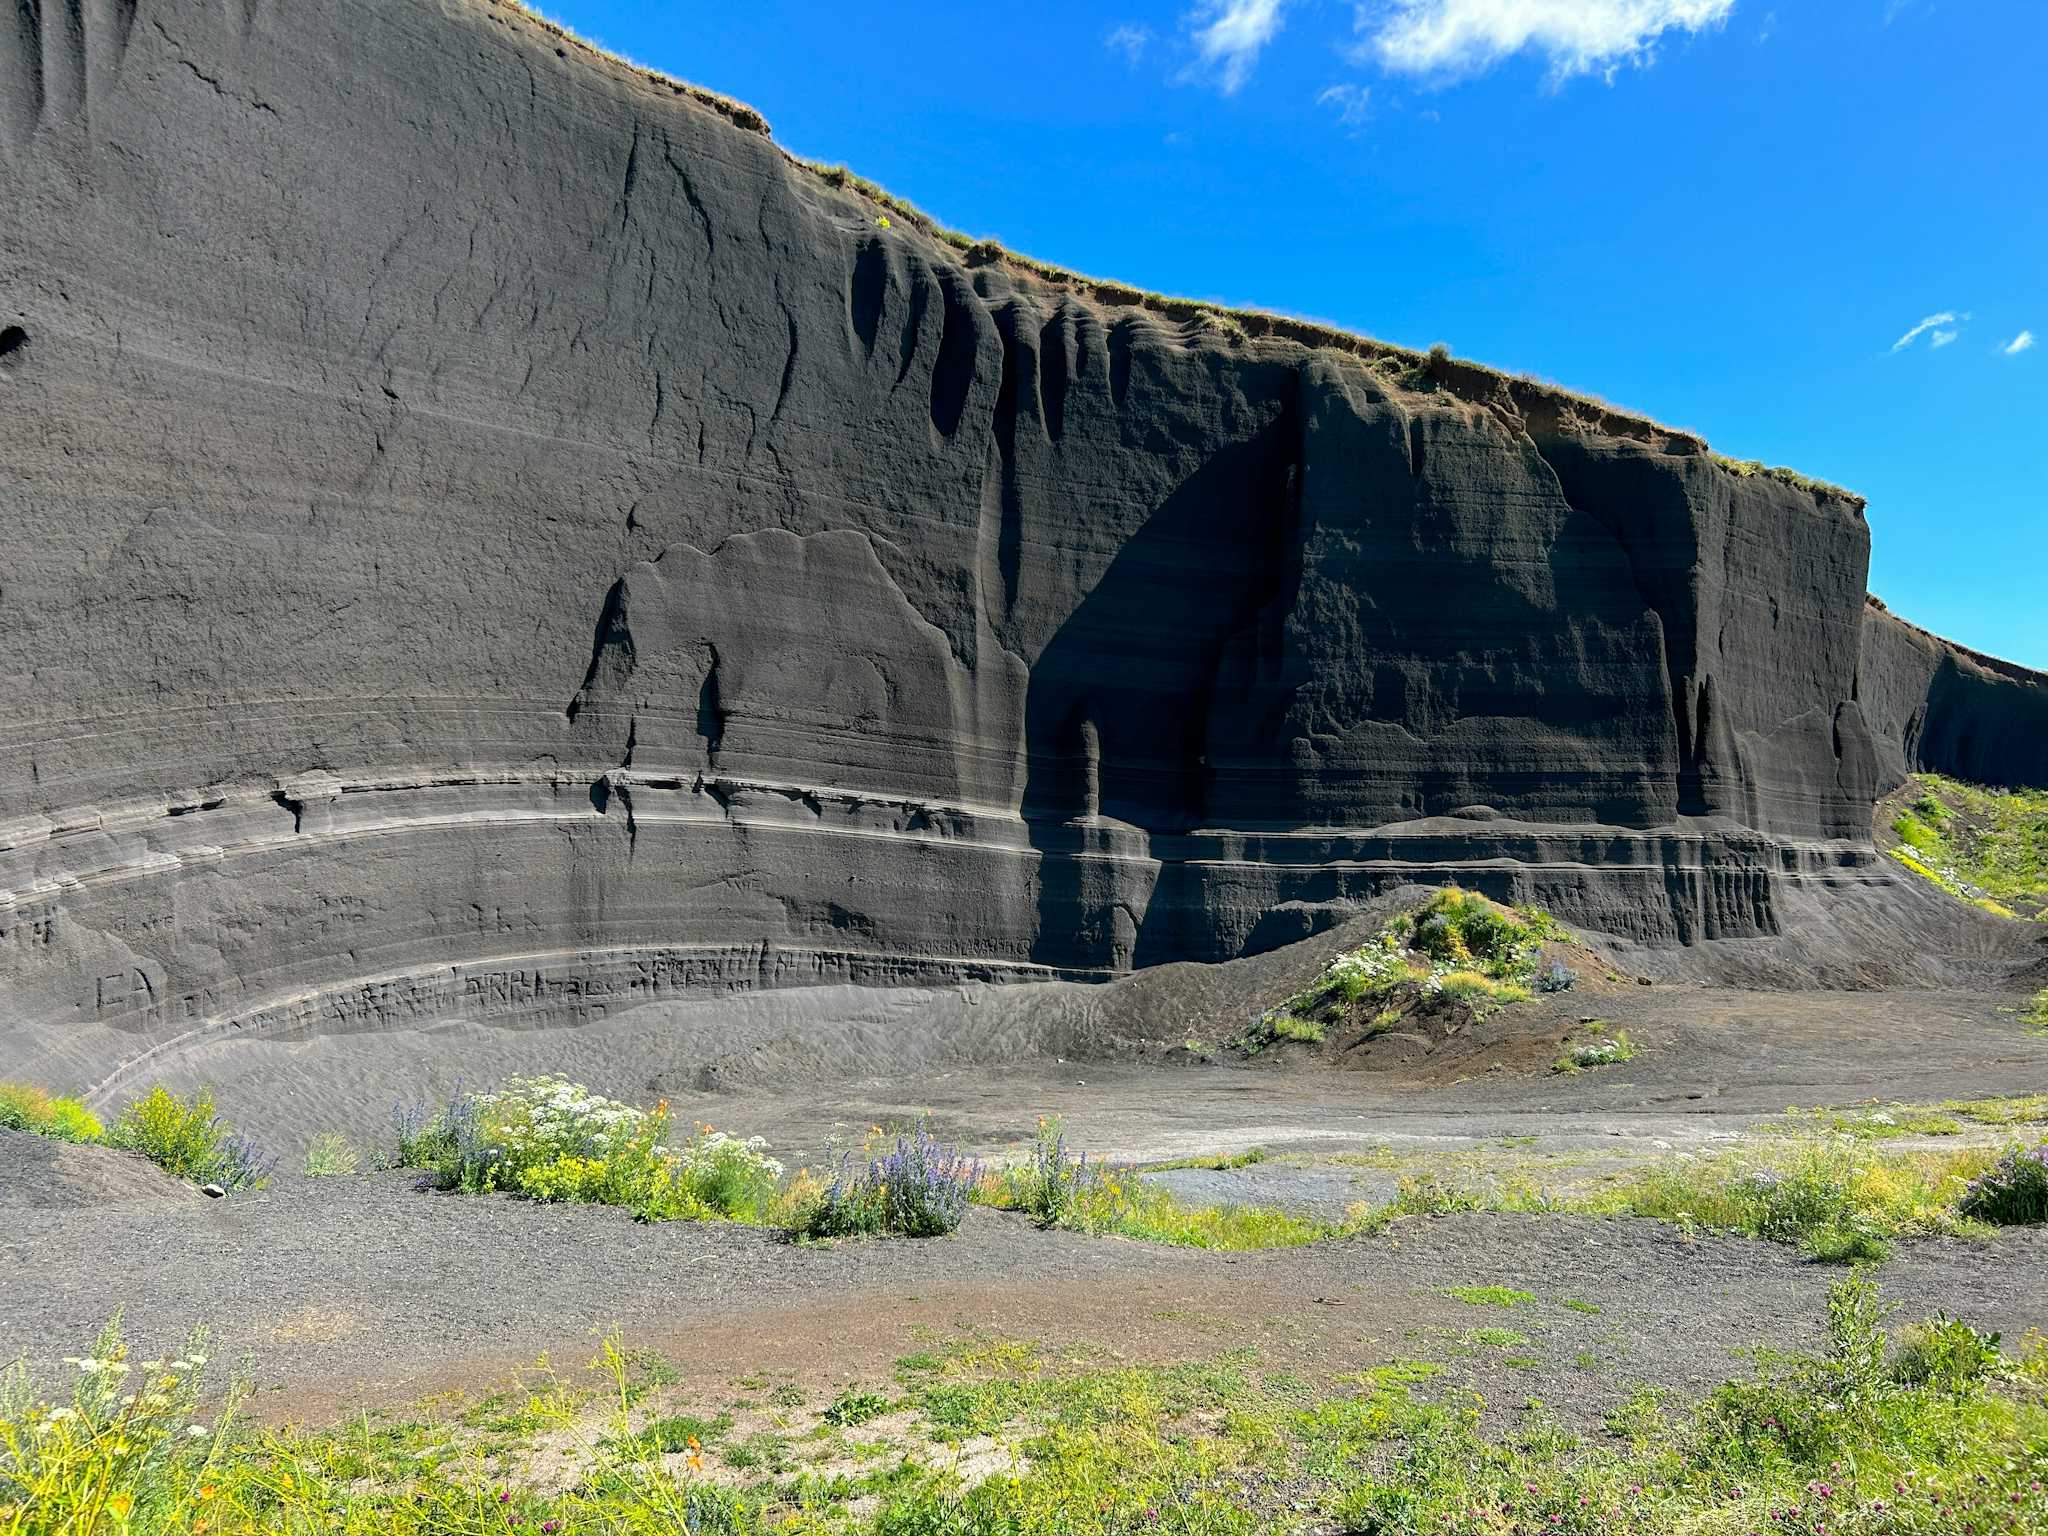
[
  {"xmin": 975, "ymin": 1117, "xmax": 1375, "ymax": 1250},
  {"xmin": 1443, "ymin": 1286, "xmax": 1536, "ymax": 1308},
  {"xmin": 1235, "ymin": 889, "xmax": 1573, "ymax": 1054},
  {"xmin": 1553, "ymin": 1028, "xmax": 1636, "ymax": 1074},
  {"xmin": 1884, "ymin": 772, "xmax": 2048, "ymax": 919},
  {"xmin": 2, "ymin": 1079, "xmax": 271, "ymax": 1189},
  {"xmin": 0, "ymin": 1082, "xmax": 102, "ymax": 1145},
  {"xmin": 13, "ymin": 1284, "xmax": 2042, "ymax": 1534}
]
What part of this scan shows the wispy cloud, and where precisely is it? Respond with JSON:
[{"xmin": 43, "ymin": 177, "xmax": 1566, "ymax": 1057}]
[
  {"xmin": 1359, "ymin": 0, "xmax": 1737, "ymax": 83},
  {"xmin": 1187, "ymin": 0, "xmax": 1288, "ymax": 93},
  {"xmin": 1105, "ymin": 23, "xmax": 1153, "ymax": 64},
  {"xmin": 1317, "ymin": 82, "xmax": 1374, "ymax": 127},
  {"xmin": 2004, "ymin": 330, "xmax": 2037, "ymax": 356},
  {"xmin": 1930, "ymin": 328, "xmax": 1958, "ymax": 348},
  {"xmin": 1891, "ymin": 311, "xmax": 1966, "ymax": 352}
]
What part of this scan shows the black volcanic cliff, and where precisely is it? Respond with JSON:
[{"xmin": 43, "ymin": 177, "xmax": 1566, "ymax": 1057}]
[{"xmin": 2, "ymin": 0, "xmax": 2043, "ymax": 1083}]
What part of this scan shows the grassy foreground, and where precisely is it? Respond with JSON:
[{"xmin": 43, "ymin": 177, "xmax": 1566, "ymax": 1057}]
[{"xmin": 6, "ymin": 1279, "xmax": 2045, "ymax": 1535}]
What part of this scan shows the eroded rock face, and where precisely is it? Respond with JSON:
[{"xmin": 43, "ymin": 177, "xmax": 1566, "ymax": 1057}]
[
  {"xmin": 0, "ymin": 0, "xmax": 2037, "ymax": 1086},
  {"xmin": 1859, "ymin": 606, "xmax": 2048, "ymax": 797}
]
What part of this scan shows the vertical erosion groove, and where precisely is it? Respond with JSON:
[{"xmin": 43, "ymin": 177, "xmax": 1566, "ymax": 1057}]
[
  {"xmin": 927, "ymin": 273, "xmax": 979, "ymax": 437},
  {"xmin": 894, "ymin": 268, "xmax": 929, "ymax": 387},
  {"xmin": 848, "ymin": 238, "xmax": 886, "ymax": 356},
  {"xmin": 1107, "ymin": 319, "xmax": 1135, "ymax": 412},
  {"xmin": 2, "ymin": 1, "xmax": 46, "ymax": 145},
  {"xmin": 1038, "ymin": 311, "xmax": 1069, "ymax": 442}
]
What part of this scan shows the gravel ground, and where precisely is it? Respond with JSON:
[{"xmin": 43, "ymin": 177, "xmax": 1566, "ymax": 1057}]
[
  {"xmin": 6, "ymin": 1160, "xmax": 2043, "ymax": 1431},
  {"xmin": 10, "ymin": 970, "xmax": 2045, "ymax": 1431}
]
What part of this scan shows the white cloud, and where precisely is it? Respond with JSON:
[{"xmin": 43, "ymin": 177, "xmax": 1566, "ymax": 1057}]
[
  {"xmin": 2004, "ymin": 330, "xmax": 2037, "ymax": 356},
  {"xmin": 1890, "ymin": 311, "xmax": 1966, "ymax": 352},
  {"xmin": 1360, "ymin": 0, "xmax": 1737, "ymax": 83},
  {"xmin": 1187, "ymin": 0, "xmax": 1288, "ymax": 93},
  {"xmin": 1930, "ymin": 328, "xmax": 1958, "ymax": 348},
  {"xmin": 1106, "ymin": 23, "xmax": 1153, "ymax": 64},
  {"xmin": 1317, "ymin": 82, "xmax": 1374, "ymax": 126}
]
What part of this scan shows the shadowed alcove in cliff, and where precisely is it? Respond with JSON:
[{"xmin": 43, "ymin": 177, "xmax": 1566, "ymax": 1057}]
[{"xmin": 1020, "ymin": 415, "xmax": 1304, "ymax": 970}]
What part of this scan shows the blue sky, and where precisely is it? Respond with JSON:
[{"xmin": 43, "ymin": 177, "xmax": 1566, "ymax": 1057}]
[{"xmin": 540, "ymin": 0, "xmax": 2045, "ymax": 667}]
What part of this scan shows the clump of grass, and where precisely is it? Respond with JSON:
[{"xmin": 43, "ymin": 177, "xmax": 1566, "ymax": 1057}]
[
  {"xmin": 1145, "ymin": 1147, "xmax": 1271, "ymax": 1172},
  {"xmin": 1607, "ymin": 1135, "xmax": 1990, "ymax": 1261},
  {"xmin": 1771, "ymin": 1102, "xmax": 1968, "ymax": 1139},
  {"xmin": 1942, "ymin": 1093, "xmax": 2048, "ymax": 1127},
  {"xmin": 107, "ymin": 1086, "xmax": 271, "ymax": 1190},
  {"xmin": 1553, "ymin": 1029, "xmax": 1635, "ymax": 1073},
  {"xmin": 302, "ymin": 1132, "xmax": 360, "ymax": 1177},
  {"xmin": 1444, "ymin": 1286, "xmax": 1535, "ymax": 1307},
  {"xmin": 1266, "ymin": 1013, "xmax": 1326, "ymax": 1044},
  {"xmin": 0, "ymin": 1082, "xmax": 103, "ymax": 1145},
  {"xmin": 625, "ymin": 1409, "xmax": 730, "ymax": 1453},
  {"xmin": 1710, "ymin": 453, "xmax": 1861, "ymax": 502},
  {"xmin": 975, "ymin": 1116, "xmax": 1364, "ymax": 1250}
]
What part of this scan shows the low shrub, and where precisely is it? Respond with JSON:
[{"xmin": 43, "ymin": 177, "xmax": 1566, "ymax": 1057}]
[
  {"xmin": 821, "ymin": 1387, "xmax": 891, "ymax": 1427},
  {"xmin": 1958, "ymin": 1141, "xmax": 2048, "ymax": 1224},
  {"xmin": 386, "ymin": 1089, "xmax": 467, "ymax": 1171},
  {"xmin": 107, "ymin": 1086, "xmax": 271, "ymax": 1190},
  {"xmin": 398, "ymin": 1077, "xmax": 788, "ymax": 1226},
  {"xmin": 0, "ymin": 1082, "xmax": 103, "ymax": 1144},
  {"xmin": 1536, "ymin": 960, "xmax": 1578, "ymax": 993},
  {"xmin": 803, "ymin": 1123, "xmax": 978, "ymax": 1239},
  {"xmin": 1891, "ymin": 1315, "xmax": 2004, "ymax": 1394}
]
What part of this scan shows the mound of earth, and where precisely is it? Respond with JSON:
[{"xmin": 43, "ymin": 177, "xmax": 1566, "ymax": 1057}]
[
  {"xmin": 1216, "ymin": 891, "xmax": 1631, "ymax": 1082},
  {"xmin": 0, "ymin": 1130, "xmax": 202, "ymax": 1211}
]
